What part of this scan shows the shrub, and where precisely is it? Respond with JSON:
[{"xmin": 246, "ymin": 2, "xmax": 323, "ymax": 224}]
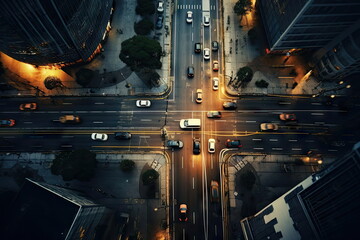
[
  {"xmin": 142, "ymin": 169, "xmax": 159, "ymax": 185},
  {"xmin": 255, "ymin": 79, "xmax": 269, "ymax": 88}
]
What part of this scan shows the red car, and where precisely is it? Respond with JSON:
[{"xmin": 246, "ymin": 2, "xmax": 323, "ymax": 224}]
[
  {"xmin": 0, "ymin": 119, "xmax": 15, "ymax": 127},
  {"xmin": 279, "ymin": 113, "xmax": 296, "ymax": 121}
]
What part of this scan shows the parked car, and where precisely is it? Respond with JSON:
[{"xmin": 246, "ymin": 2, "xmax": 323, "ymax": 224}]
[
  {"xmin": 279, "ymin": 113, "xmax": 296, "ymax": 121},
  {"xmin": 194, "ymin": 42, "xmax": 201, "ymax": 53},
  {"xmin": 212, "ymin": 60, "xmax": 219, "ymax": 71},
  {"xmin": 91, "ymin": 133, "xmax": 108, "ymax": 141},
  {"xmin": 19, "ymin": 103, "xmax": 37, "ymax": 111},
  {"xmin": 0, "ymin": 119, "xmax": 15, "ymax": 127},
  {"xmin": 223, "ymin": 101, "xmax": 237, "ymax": 110},
  {"xmin": 210, "ymin": 180, "xmax": 219, "ymax": 202},
  {"xmin": 157, "ymin": 1, "xmax": 164, "ymax": 13},
  {"xmin": 213, "ymin": 77, "xmax": 219, "ymax": 90},
  {"xmin": 207, "ymin": 111, "xmax": 222, "ymax": 118},
  {"xmin": 212, "ymin": 41, "xmax": 219, "ymax": 51},
  {"xmin": 115, "ymin": 132, "xmax": 132, "ymax": 140},
  {"xmin": 155, "ymin": 15, "xmax": 164, "ymax": 29},
  {"xmin": 136, "ymin": 100, "xmax": 151, "ymax": 107},
  {"xmin": 179, "ymin": 204, "xmax": 188, "ymax": 222},
  {"xmin": 208, "ymin": 138, "xmax": 216, "ymax": 153},
  {"xmin": 195, "ymin": 89, "xmax": 203, "ymax": 103},
  {"xmin": 193, "ymin": 138, "xmax": 201, "ymax": 154},
  {"xmin": 186, "ymin": 11, "xmax": 193, "ymax": 23},
  {"xmin": 167, "ymin": 140, "xmax": 184, "ymax": 149},
  {"xmin": 203, "ymin": 48, "xmax": 210, "ymax": 60},
  {"xmin": 225, "ymin": 139, "xmax": 242, "ymax": 148},
  {"xmin": 260, "ymin": 123, "xmax": 279, "ymax": 131},
  {"xmin": 203, "ymin": 15, "xmax": 210, "ymax": 26},
  {"xmin": 187, "ymin": 66, "xmax": 194, "ymax": 78}
]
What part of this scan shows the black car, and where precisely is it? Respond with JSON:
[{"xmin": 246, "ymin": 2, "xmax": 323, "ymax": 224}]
[
  {"xmin": 193, "ymin": 138, "xmax": 201, "ymax": 154},
  {"xmin": 222, "ymin": 101, "xmax": 237, "ymax": 110},
  {"xmin": 212, "ymin": 41, "xmax": 219, "ymax": 51},
  {"xmin": 115, "ymin": 132, "xmax": 132, "ymax": 140},
  {"xmin": 167, "ymin": 140, "xmax": 184, "ymax": 149},
  {"xmin": 155, "ymin": 15, "xmax": 164, "ymax": 29},
  {"xmin": 187, "ymin": 66, "xmax": 194, "ymax": 78},
  {"xmin": 194, "ymin": 43, "xmax": 201, "ymax": 53},
  {"xmin": 225, "ymin": 139, "xmax": 242, "ymax": 148}
]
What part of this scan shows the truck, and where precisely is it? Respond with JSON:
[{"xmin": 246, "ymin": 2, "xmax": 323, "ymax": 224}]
[{"xmin": 59, "ymin": 115, "xmax": 81, "ymax": 124}]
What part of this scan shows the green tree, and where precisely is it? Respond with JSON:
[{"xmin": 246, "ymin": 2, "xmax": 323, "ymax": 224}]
[
  {"xmin": 134, "ymin": 18, "xmax": 154, "ymax": 35},
  {"xmin": 120, "ymin": 159, "xmax": 135, "ymax": 172},
  {"xmin": 234, "ymin": 0, "xmax": 253, "ymax": 19},
  {"xmin": 119, "ymin": 35, "xmax": 162, "ymax": 71},
  {"xmin": 51, "ymin": 149, "xmax": 97, "ymax": 181},
  {"xmin": 136, "ymin": 0, "xmax": 155, "ymax": 16},
  {"xmin": 139, "ymin": 68, "xmax": 160, "ymax": 88},
  {"xmin": 142, "ymin": 169, "xmax": 159, "ymax": 185},
  {"xmin": 75, "ymin": 68, "xmax": 95, "ymax": 87},
  {"xmin": 235, "ymin": 66, "xmax": 253, "ymax": 88}
]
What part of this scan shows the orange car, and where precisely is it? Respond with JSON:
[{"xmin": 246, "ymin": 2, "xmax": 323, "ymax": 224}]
[{"xmin": 19, "ymin": 103, "xmax": 37, "ymax": 110}]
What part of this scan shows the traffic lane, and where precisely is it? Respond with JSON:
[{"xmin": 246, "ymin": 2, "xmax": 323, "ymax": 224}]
[
  {"xmin": 0, "ymin": 130, "xmax": 166, "ymax": 151},
  {"xmin": 0, "ymin": 97, "xmax": 168, "ymax": 112},
  {"xmin": 0, "ymin": 110, "xmax": 167, "ymax": 128}
]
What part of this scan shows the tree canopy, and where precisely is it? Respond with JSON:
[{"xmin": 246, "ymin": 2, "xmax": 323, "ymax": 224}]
[
  {"xmin": 134, "ymin": 18, "xmax": 154, "ymax": 35},
  {"xmin": 119, "ymin": 35, "xmax": 162, "ymax": 70},
  {"xmin": 135, "ymin": 0, "xmax": 155, "ymax": 16},
  {"xmin": 234, "ymin": 0, "xmax": 253, "ymax": 17},
  {"xmin": 51, "ymin": 149, "xmax": 97, "ymax": 181},
  {"xmin": 142, "ymin": 169, "xmax": 159, "ymax": 185}
]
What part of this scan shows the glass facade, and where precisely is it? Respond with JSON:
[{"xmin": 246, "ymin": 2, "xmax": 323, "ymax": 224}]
[{"xmin": 0, "ymin": 0, "xmax": 112, "ymax": 65}]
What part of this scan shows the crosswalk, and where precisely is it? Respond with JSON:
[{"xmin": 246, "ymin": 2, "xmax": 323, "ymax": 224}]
[{"xmin": 177, "ymin": 4, "xmax": 217, "ymax": 10}]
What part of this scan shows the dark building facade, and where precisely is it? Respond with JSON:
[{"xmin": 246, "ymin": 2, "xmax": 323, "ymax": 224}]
[
  {"xmin": 257, "ymin": 0, "xmax": 360, "ymax": 81},
  {"xmin": 0, "ymin": 0, "xmax": 112, "ymax": 66},
  {"xmin": 240, "ymin": 142, "xmax": 360, "ymax": 240},
  {"xmin": 1, "ymin": 179, "xmax": 110, "ymax": 240}
]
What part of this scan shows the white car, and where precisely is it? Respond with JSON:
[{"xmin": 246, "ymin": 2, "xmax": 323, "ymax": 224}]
[
  {"xmin": 91, "ymin": 133, "xmax": 108, "ymax": 141},
  {"xmin": 203, "ymin": 15, "xmax": 210, "ymax": 26},
  {"xmin": 195, "ymin": 89, "xmax": 203, "ymax": 103},
  {"xmin": 213, "ymin": 77, "xmax": 219, "ymax": 90},
  {"xmin": 208, "ymin": 138, "xmax": 216, "ymax": 153},
  {"xmin": 157, "ymin": 1, "xmax": 164, "ymax": 13},
  {"xmin": 136, "ymin": 100, "xmax": 151, "ymax": 107},
  {"xmin": 186, "ymin": 11, "xmax": 193, "ymax": 23},
  {"xmin": 203, "ymin": 48, "xmax": 210, "ymax": 60}
]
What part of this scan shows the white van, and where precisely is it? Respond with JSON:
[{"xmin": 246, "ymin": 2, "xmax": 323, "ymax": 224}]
[{"xmin": 179, "ymin": 119, "xmax": 201, "ymax": 129}]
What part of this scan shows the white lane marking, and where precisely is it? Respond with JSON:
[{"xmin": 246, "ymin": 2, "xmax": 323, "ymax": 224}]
[
  {"xmin": 215, "ymin": 224, "xmax": 217, "ymax": 236},
  {"xmin": 93, "ymin": 121, "xmax": 103, "ymax": 124},
  {"xmin": 311, "ymin": 102, "xmax": 322, "ymax": 105},
  {"xmin": 89, "ymin": 111, "xmax": 102, "ymax": 113},
  {"xmin": 24, "ymin": 122, "xmax": 32, "ymax": 124},
  {"xmin": 292, "ymin": 148, "xmax": 302, "ymax": 151},
  {"xmin": 215, "ymin": 120, "xmax": 227, "ymax": 122},
  {"xmin": 76, "ymin": 111, "xmax": 88, "ymax": 113},
  {"xmin": 183, "ymin": 229, "xmax": 185, "ymax": 240},
  {"xmin": 140, "ymin": 119, "xmax": 152, "ymax": 122},
  {"xmin": 139, "ymin": 136, "xmax": 150, "ymax": 138},
  {"xmin": 311, "ymin": 113, "xmax": 324, "ymax": 116},
  {"xmin": 269, "ymin": 139, "xmax": 278, "ymax": 142},
  {"xmin": 272, "ymin": 148, "xmax": 283, "ymax": 150},
  {"xmin": 94, "ymin": 102, "xmax": 105, "ymax": 105},
  {"xmin": 62, "ymin": 103, "xmax": 72, "ymax": 105},
  {"xmin": 253, "ymin": 148, "xmax": 264, "ymax": 150},
  {"xmin": 104, "ymin": 111, "xmax": 117, "ymax": 113},
  {"xmin": 193, "ymin": 212, "xmax": 196, "ymax": 224},
  {"xmin": 182, "ymin": 157, "xmax": 184, "ymax": 169},
  {"xmin": 192, "ymin": 157, "xmax": 194, "ymax": 168},
  {"xmin": 245, "ymin": 120, "xmax": 256, "ymax": 123},
  {"xmin": 252, "ymin": 138, "xmax": 262, "ymax": 141},
  {"xmin": 193, "ymin": 177, "xmax": 195, "ymax": 189},
  {"xmin": 289, "ymin": 139, "xmax": 298, "ymax": 142},
  {"xmin": 211, "ymin": 156, "xmax": 213, "ymax": 169}
]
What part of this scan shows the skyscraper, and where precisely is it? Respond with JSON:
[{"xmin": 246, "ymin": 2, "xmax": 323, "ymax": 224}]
[
  {"xmin": 0, "ymin": 0, "xmax": 112, "ymax": 66},
  {"xmin": 240, "ymin": 142, "xmax": 360, "ymax": 240}
]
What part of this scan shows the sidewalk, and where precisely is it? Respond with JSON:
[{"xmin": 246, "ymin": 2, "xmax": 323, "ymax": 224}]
[
  {"xmin": 0, "ymin": 151, "xmax": 169, "ymax": 239},
  {"xmin": 221, "ymin": 153, "xmax": 335, "ymax": 239},
  {"xmin": 0, "ymin": 0, "xmax": 171, "ymax": 98},
  {"xmin": 222, "ymin": 0, "xmax": 348, "ymax": 97}
]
